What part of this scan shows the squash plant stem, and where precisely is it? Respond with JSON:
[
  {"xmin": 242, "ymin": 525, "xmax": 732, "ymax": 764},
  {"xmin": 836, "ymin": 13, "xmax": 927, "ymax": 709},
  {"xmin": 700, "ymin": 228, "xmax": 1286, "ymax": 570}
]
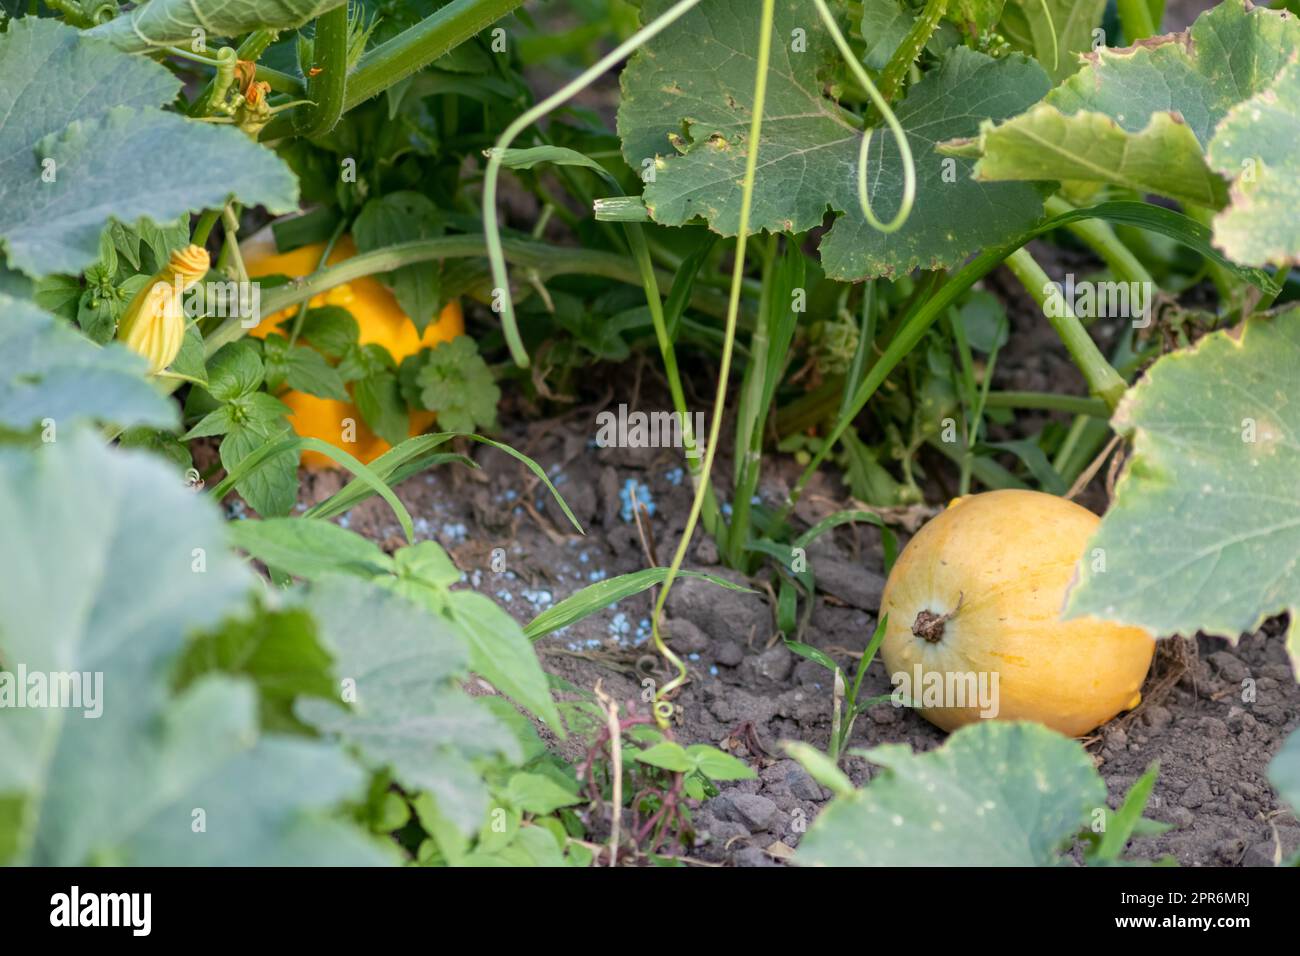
[{"xmin": 1003, "ymin": 247, "xmax": 1128, "ymax": 411}]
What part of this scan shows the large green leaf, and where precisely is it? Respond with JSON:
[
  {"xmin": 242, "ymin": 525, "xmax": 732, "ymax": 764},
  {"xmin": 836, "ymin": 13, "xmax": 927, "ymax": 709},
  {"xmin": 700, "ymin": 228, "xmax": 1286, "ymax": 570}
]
[
  {"xmin": 617, "ymin": 0, "xmax": 1051, "ymax": 280},
  {"xmin": 1205, "ymin": 58, "xmax": 1300, "ymax": 269},
  {"xmin": 796, "ymin": 722, "xmax": 1105, "ymax": 865},
  {"xmin": 0, "ymin": 18, "xmax": 297, "ymax": 278},
  {"xmin": 296, "ymin": 579, "xmax": 521, "ymax": 836},
  {"xmin": 0, "ymin": 295, "xmax": 177, "ymax": 432},
  {"xmin": 961, "ymin": 0, "xmax": 1298, "ymax": 213},
  {"xmin": 1066, "ymin": 307, "xmax": 1300, "ymax": 671},
  {"xmin": 0, "ymin": 432, "xmax": 387, "ymax": 865},
  {"xmin": 86, "ymin": 0, "xmax": 347, "ymax": 53}
]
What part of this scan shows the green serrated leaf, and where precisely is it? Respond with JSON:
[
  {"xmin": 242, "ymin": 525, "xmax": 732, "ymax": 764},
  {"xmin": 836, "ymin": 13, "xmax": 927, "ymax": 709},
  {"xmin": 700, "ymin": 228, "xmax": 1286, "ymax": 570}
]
[
  {"xmin": 0, "ymin": 295, "xmax": 176, "ymax": 432},
  {"xmin": 206, "ymin": 341, "xmax": 264, "ymax": 402},
  {"xmin": 1205, "ymin": 58, "xmax": 1300, "ymax": 268},
  {"xmin": 0, "ymin": 19, "xmax": 298, "ymax": 278},
  {"xmin": 686, "ymin": 745, "xmax": 757, "ymax": 782},
  {"xmin": 798, "ymin": 722, "xmax": 1106, "ymax": 865},
  {"xmin": 1066, "ymin": 306, "xmax": 1300, "ymax": 670},
  {"xmin": 220, "ymin": 421, "xmax": 299, "ymax": 517},
  {"xmin": 634, "ymin": 741, "xmax": 694, "ymax": 773},
  {"xmin": 961, "ymin": 106, "xmax": 1227, "ymax": 209},
  {"xmin": 0, "ymin": 432, "xmax": 387, "ymax": 865},
  {"xmin": 1066, "ymin": 310, "xmax": 1300, "ymax": 671},
  {"xmin": 416, "ymin": 336, "xmax": 500, "ymax": 434},
  {"xmin": 353, "ymin": 370, "xmax": 409, "ymax": 446},
  {"xmin": 618, "ymin": 0, "xmax": 1051, "ymax": 280},
  {"xmin": 503, "ymin": 772, "xmax": 582, "ymax": 815},
  {"xmin": 296, "ymin": 578, "xmax": 521, "ymax": 837}
]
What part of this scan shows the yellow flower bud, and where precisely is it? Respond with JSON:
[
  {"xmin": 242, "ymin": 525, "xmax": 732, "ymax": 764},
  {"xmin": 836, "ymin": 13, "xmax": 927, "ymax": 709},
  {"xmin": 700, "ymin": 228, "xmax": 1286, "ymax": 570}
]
[{"xmin": 117, "ymin": 245, "xmax": 210, "ymax": 374}]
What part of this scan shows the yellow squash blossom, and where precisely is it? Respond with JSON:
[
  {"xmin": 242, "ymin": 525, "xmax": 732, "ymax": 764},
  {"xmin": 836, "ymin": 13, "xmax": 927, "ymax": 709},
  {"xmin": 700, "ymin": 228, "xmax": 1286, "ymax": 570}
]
[{"xmin": 117, "ymin": 245, "xmax": 210, "ymax": 374}]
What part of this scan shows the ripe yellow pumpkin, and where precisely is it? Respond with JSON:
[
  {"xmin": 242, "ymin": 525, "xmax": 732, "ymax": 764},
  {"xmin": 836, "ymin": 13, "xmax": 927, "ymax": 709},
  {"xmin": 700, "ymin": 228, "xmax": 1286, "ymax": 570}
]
[
  {"xmin": 879, "ymin": 489, "xmax": 1155, "ymax": 737},
  {"xmin": 241, "ymin": 229, "xmax": 462, "ymax": 468}
]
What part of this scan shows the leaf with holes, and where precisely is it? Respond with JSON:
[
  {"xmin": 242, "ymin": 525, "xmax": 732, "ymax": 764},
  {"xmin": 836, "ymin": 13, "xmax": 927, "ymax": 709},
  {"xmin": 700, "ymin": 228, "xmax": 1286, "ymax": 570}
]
[{"xmin": 617, "ymin": 0, "xmax": 1051, "ymax": 280}]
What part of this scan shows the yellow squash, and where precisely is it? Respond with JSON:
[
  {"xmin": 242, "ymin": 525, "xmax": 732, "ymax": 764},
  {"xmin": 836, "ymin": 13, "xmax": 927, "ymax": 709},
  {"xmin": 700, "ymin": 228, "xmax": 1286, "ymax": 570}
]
[
  {"xmin": 879, "ymin": 489, "xmax": 1155, "ymax": 737},
  {"xmin": 242, "ymin": 229, "xmax": 462, "ymax": 468}
]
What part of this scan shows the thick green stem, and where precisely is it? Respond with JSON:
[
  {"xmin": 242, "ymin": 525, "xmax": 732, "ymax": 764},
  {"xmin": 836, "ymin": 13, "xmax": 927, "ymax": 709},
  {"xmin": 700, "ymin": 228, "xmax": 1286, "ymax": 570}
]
[
  {"xmin": 203, "ymin": 236, "xmax": 719, "ymax": 358},
  {"xmin": 344, "ymin": 0, "xmax": 526, "ymax": 110},
  {"xmin": 1044, "ymin": 196, "xmax": 1154, "ymax": 287},
  {"xmin": 984, "ymin": 391, "xmax": 1110, "ymax": 417},
  {"xmin": 295, "ymin": 5, "xmax": 349, "ymax": 138},
  {"xmin": 1004, "ymin": 247, "xmax": 1127, "ymax": 411},
  {"xmin": 876, "ymin": 0, "xmax": 947, "ymax": 107}
]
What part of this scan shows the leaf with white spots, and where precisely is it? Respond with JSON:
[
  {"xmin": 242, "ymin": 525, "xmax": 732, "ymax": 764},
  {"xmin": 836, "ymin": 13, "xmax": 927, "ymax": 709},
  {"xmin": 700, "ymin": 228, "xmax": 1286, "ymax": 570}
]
[
  {"xmin": 796, "ymin": 722, "xmax": 1105, "ymax": 865},
  {"xmin": 1066, "ymin": 306, "xmax": 1300, "ymax": 672},
  {"xmin": 1205, "ymin": 57, "xmax": 1300, "ymax": 269}
]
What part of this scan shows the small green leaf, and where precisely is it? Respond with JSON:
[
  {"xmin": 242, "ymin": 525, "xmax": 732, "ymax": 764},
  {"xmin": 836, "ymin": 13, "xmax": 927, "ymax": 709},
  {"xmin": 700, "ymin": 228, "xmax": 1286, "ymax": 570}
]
[
  {"xmin": 686, "ymin": 745, "xmax": 756, "ymax": 782},
  {"xmin": 353, "ymin": 191, "xmax": 444, "ymax": 333},
  {"xmin": 353, "ymin": 370, "xmax": 410, "ymax": 447},
  {"xmin": 220, "ymin": 422, "xmax": 299, "ymax": 518},
  {"xmin": 503, "ymin": 773, "xmax": 582, "ymax": 815},
  {"xmin": 416, "ymin": 336, "xmax": 500, "ymax": 434},
  {"xmin": 298, "ymin": 306, "xmax": 360, "ymax": 359},
  {"xmin": 633, "ymin": 741, "xmax": 694, "ymax": 773},
  {"xmin": 206, "ymin": 341, "xmax": 264, "ymax": 402}
]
